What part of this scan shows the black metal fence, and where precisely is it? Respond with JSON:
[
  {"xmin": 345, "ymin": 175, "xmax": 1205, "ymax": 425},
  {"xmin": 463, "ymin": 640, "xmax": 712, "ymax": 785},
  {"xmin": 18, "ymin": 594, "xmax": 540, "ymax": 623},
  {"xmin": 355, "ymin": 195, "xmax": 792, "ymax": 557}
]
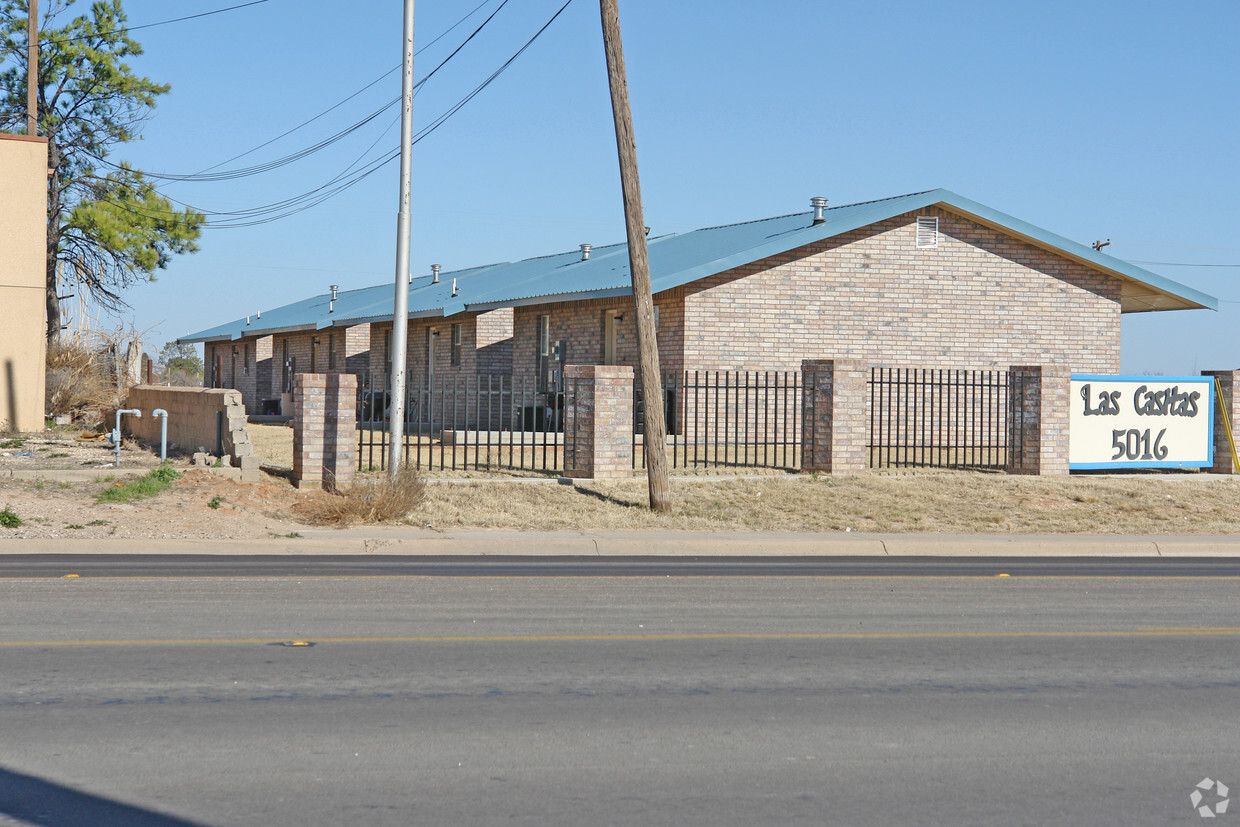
[
  {"xmin": 356, "ymin": 372, "xmax": 573, "ymax": 473},
  {"xmin": 349, "ymin": 364, "xmax": 1024, "ymax": 476},
  {"xmin": 634, "ymin": 370, "xmax": 803, "ymax": 471},
  {"xmin": 867, "ymin": 367, "xmax": 1012, "ymax": 470}
]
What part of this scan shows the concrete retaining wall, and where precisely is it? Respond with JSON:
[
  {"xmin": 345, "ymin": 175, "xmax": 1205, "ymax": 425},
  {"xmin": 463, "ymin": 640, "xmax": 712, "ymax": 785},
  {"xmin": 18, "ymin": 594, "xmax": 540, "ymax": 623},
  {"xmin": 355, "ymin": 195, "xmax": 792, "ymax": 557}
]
[{"xmin": 123, "ymin": 385, "xmax": 257, "ymax": 480}]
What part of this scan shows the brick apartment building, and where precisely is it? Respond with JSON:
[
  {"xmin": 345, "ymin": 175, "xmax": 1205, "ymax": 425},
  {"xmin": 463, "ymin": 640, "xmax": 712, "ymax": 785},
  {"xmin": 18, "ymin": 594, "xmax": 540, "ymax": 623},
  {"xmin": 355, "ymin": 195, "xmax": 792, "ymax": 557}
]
[{"xmin": 181, "ymin": 189, "xmax": 1215, "ymax": 415}]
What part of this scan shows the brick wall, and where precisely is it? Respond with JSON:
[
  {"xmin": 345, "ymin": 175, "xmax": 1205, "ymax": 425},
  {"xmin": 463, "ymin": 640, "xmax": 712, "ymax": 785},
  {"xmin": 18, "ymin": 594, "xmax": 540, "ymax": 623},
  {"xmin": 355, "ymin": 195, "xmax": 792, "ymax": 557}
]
[
  {"xmin": 1202, "ymin": 370, "xmax": 1239, "ymax": 474},
  {"xmin": 476, "ymin": 308, "xmax": 514, "ymax": 374},
  {"xmin": 254, "ymin": 335, "xmax": 274, "ymax": 412},
  {"xmin": 1007, "ymin": 365, "xmax": 1071, "ymax": 475},
  {"xmin": 801, "ymin": 359, "xmax": 867, "ymax": 475},
  {"xmin": 344, "ymin": 323, "xmax": 371, "ymax": 375},
  {"xmin": 212, "ymin": 326, "xmax": 372, "ymax": 414},
  {"xmin": 511, "ymin": 292, "xmax": 685, "ymax": 385},
  {"xmin": 565, "ymin": 365, "xmax": 634, "ymax": 479},
  {"xmin": 124, "ymin": 385, "xmax": 259, "ymax": 480},
  {"xmin": 366, "ymin": 311, "xmax": 507, "ymax": 382},
  {"xmin": 292, "ymin": 373, "xmax": 357, "ymax": 490},
  {"xmin": 683, "ymin": 208, "xmax": 1121, "ymax": 373}
]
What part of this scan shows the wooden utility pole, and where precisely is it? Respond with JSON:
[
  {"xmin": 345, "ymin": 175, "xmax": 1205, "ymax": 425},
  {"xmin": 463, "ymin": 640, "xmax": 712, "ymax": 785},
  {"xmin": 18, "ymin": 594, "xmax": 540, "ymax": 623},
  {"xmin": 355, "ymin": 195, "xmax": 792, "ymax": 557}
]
[
  {"xmin": 26, "ymin": 0, "xmax": 37, "ymax": 136},
  {"xmin": 599, "ymin": 0, "xmax": 671, "ymax": 512}
]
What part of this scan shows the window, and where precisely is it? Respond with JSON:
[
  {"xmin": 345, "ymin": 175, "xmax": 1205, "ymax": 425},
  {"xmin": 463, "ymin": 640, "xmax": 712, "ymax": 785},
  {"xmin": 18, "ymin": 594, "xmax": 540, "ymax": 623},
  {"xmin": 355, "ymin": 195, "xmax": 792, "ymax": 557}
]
[
  {"xmin": 310, "ymin": 337, "xmax": 319, "ymax": 373},
  {"xmin": 230, "ymin": 346, "xmax": 236, "ymax": 386},
  {"xmin": 281, "ymin": 339, "xmax": 291, "ymax": 393},
  {"xmin": 916, "ymin": 216, "xmax": 939, "ymax": 248},
  {"xmin": 536, "ymin": 314, "xmax": 552, "ymax": 391},
  {"xmin": 243, "ymin": 343, "xmax": 250, "ymax": 375},
  {"xmin": 451, "ymin": 323, "xmax": 462, "ymax": 367},
  {"xmin": 328, "ymin": 334, "xmax": 336, "ymax": 371}
]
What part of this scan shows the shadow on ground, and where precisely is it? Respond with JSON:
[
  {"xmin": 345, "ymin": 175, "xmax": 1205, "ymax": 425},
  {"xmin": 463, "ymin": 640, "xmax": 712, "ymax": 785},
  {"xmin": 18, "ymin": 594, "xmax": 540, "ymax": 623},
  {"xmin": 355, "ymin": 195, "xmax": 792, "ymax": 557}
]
[{"xmin": 0, "ymin": 764, "xmax": 209, "ymax": 827}]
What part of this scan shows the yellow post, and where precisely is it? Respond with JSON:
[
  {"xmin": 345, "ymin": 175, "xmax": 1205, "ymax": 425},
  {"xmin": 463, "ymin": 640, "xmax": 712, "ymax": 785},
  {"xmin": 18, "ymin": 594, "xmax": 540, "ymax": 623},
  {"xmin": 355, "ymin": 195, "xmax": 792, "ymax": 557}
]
[{"xmin": 1215, "ymin": 377, "xmax": 1240, "ymax": 472}]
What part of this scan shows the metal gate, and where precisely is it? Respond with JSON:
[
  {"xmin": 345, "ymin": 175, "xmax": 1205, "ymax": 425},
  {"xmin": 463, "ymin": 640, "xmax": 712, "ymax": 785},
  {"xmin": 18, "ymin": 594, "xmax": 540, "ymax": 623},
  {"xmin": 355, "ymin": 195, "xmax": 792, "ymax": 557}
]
[
  {"xmin": 357, "ymin": 372, "xmax": 573, "ymax": 473},
  {"xmin": 867, "ymin": 367, "xmax": 1012, "ymax": 470},
  {"xmin": 634, "ymin": 370, "xmax": 803, "ymax": 471}
]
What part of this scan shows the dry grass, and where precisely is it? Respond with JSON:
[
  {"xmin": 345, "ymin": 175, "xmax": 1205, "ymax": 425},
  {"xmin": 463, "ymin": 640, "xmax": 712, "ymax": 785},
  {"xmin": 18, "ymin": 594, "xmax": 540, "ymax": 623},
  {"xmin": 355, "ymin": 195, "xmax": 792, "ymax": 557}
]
[
  {"xmin": 246, "ymin": 424, "xmax": 1240, "ymax": 534},
  {"xmin": 45, "ymin": 339, "xmax": 119, "ymax": 428},
  {"xmin": 248, "ymin": 423, "xmax": 295, "ymax": 467},
  {"xmin": 413, "ymin": 472, "xmax": 1240, "ymax": 534},
  {"xmin": 296, "ymin": 468, "xmax": 427, "ymax": 526}
]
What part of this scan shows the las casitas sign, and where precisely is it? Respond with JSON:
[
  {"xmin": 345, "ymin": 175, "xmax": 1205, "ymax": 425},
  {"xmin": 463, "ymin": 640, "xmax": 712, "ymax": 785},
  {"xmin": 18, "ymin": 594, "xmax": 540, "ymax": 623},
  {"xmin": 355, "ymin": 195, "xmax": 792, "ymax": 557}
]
[{"xmin": 1069, "ymin": 375, "xmax": 1214, "ymax": 470}]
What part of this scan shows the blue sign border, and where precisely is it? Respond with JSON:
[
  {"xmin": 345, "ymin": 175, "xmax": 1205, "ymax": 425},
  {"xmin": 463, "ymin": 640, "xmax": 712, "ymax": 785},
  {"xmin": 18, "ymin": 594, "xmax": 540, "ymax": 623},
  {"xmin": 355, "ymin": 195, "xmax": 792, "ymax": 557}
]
[{"xmin": 1069, "ymin": 375, "xmax": 1215, "ymax": 470}]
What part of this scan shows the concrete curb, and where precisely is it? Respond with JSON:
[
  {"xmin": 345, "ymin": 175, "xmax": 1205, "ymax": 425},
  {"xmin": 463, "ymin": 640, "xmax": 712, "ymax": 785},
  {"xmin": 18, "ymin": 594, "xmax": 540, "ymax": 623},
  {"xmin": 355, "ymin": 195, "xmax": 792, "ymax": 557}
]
[{"xmin": 2, "ymin": 532, "xmax": 1239, "ymax": 557}]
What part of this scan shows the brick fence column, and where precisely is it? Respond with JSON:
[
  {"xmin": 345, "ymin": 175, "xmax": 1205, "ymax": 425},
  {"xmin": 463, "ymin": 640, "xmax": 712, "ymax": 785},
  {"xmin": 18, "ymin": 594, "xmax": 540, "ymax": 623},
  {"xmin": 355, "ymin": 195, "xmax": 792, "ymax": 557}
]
[
  {"xmin": 1007, "ymin": 365, "xmax": 1070, "ymax": 475},
  {"xmin": 564, "ymin": 365, "xmax": 634, "ymax": 479},
  {"xmin": 800, "ymin": 359, "xmax": 866, "ymax": 476},
  {"xmin": 1201, "ymin": 370, "xmax": 1239, "ymax": 474},
  {"xmin": 324, "ymin": 373, "xmax": 357, "ymax": 490},
  {"xmin": 293, "ymin": 374, "xmax": 327, "ymax": 489}
]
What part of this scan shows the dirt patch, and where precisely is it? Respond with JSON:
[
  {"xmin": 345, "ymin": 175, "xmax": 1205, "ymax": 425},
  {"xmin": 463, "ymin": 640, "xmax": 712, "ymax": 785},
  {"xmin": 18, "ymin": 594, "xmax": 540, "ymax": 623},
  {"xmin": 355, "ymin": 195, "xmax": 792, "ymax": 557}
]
[
  {"xmin": 0, "ymin": 470, "xmax": 315, "ymax": 541},
  {"xmin": 0, "ymin": 427, "xmax": 314, "ymax": 540},
  {"xmin": 0, "ymin": 430, "xmax": 161, "ymax": 472},
  {"xmin": 2, "ymin": 427, "xmax": 1240, "ymax": 540}
]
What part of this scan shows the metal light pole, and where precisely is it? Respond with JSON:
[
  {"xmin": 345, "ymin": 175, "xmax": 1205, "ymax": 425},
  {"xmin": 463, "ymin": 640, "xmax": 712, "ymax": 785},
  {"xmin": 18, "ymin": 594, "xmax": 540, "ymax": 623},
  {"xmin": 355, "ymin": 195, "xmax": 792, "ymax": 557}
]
[
  {"xmin": 27, "ymin": 0, "xmax": 37, "ymax": 136},
  {"xmin": 389, "ymin": 0, "xmax": 415, "ymax": 476}
]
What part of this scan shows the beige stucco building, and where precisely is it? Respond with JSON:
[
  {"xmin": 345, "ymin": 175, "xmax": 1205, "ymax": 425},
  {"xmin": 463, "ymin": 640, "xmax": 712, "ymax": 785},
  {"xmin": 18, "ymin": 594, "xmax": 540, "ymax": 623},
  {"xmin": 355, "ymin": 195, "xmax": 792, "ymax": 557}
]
[{"xmin": 0, "ymin": 133, "xmax": 48, "ymax": 432}]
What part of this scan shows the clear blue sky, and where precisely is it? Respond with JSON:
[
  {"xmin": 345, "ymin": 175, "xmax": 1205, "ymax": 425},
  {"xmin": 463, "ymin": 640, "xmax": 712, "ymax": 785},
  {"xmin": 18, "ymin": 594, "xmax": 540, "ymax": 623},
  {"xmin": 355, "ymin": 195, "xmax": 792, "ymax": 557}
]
[{"xmin": 61, "ymin": 0, "xmax": 1239, "ymax": 374}]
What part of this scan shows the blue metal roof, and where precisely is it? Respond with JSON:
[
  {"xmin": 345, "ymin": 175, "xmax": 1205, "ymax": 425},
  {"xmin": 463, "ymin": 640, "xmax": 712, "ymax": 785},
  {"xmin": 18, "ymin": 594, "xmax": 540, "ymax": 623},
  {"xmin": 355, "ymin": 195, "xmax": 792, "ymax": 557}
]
[{"xmin": 180, "ymin": 189, "xmax": 1216, "ymax": 343}]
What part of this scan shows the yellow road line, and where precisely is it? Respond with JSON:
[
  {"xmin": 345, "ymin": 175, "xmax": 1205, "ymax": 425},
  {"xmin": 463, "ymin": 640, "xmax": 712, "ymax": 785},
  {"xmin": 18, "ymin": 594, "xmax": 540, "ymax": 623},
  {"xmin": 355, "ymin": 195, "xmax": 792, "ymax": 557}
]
[
  {"xmin": 2, "ymin": 627, "xmax": 1239, "ymax": 648},
  {"xmin": 0, "ymin": 574, "xmax": 1238, "ymax": 583}
]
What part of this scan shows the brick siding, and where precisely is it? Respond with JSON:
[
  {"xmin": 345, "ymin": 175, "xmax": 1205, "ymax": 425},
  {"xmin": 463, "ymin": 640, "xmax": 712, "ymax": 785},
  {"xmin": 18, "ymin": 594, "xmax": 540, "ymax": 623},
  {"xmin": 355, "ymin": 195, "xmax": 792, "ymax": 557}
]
[
  {"xmin": 511, "ymin": 292, "xmax": 686, "ymax": 385},
  {"xmin": 684, "ymin": 208, "xmax": 1120, "ymax": 373}
]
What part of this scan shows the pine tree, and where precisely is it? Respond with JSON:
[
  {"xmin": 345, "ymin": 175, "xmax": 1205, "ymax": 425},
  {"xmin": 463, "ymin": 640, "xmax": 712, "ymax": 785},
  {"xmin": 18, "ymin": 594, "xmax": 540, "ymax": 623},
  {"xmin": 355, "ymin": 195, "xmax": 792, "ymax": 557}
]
[{"xmin": 0, "ymin": 0, "xmax": 204, "ymax": 342}]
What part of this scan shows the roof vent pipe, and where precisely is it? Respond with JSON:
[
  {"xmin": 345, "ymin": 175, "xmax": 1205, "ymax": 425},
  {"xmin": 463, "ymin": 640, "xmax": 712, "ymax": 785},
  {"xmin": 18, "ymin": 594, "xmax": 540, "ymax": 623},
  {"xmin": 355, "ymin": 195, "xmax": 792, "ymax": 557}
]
[
  {"xmin": 580, "ymin": 243, "xmax": 592, "ymax": 262},
  {"xmin": 329, "ymin": 284, "xmax": 339, "ymax": 313},
  {"xmin": 431, "ymin": 264, "xmax": 441, "ymax": 283},
  {"xmin": 811, "ymin": 197, "xmax": 828, "ymax": 225},
  {"xmin": 451, "ymin": 277, "xmax": 458, "ymax": 298}
]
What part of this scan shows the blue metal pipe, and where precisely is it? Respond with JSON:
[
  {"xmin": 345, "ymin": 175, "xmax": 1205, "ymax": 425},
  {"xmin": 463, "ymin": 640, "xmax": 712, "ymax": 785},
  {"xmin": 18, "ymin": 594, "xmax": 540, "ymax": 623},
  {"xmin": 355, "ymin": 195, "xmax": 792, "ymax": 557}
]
[
  {"xmin": 152, "ymin": 409, "xmax": 168, "ymax": 462},
  {"xmin": 113, "ymin": 409, "xmax": 141, "ymax": 467}
]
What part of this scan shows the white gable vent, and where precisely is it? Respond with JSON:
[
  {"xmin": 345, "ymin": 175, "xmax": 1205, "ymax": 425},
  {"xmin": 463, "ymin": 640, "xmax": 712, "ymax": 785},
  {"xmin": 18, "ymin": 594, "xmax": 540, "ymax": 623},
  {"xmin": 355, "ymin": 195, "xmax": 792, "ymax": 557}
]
[{"xmin": 916, "ymin": 216, "xmax": 939, "ymax": 248}]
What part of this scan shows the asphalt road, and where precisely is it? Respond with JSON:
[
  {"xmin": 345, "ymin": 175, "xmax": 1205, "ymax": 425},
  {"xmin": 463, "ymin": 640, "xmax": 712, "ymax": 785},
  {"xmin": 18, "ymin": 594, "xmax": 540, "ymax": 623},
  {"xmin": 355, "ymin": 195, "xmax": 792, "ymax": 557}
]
[
  {"xmin": 1, "ymin": 554, "xmax": 1239, "ymax": 578},
  {"xmin": 0, "ymin": 564, "xmax": 1237, "ymax": 826}
]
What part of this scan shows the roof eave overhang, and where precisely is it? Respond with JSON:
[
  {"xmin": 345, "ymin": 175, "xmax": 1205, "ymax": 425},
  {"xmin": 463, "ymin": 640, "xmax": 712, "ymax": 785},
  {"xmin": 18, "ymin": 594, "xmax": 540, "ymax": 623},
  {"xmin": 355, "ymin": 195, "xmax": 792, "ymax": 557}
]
[
  {"xmin": 328, "ymin": 308, "xmax": 447, "ymax": 327},
  {"xmin": 929, "ymin": 192, "xmax": 1217, "ymax": 313},
  {"xmin": 459, "ymin": 287, "xmax": 633, "ymax": 314},
  {"xmin": 177, "ymin": 333, "xmax": 232, "ymax": 345}
]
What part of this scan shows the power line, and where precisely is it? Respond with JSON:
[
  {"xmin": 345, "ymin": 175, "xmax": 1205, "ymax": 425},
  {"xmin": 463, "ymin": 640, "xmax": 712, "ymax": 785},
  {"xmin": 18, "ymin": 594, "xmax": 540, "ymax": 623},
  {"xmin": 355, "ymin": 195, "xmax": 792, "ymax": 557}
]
[
  {"xmin": 115, "ymin": 0, "xmax": 272, "ymax": 33},
  {"xmin": 197, "ymin": 0, "xmax": 574, "ymax": 228},
  {"xmin": 35, "ymin": 0, "xmax": 272, "ymax": 48},
  {"xmin": 96, "ymin": 0, "xmax": 508, "ymax": 184},
  {"xmin": 103, "ymin": 0, "xmax": 577, "ymax": 229},
  {"xmin": 146, "ymin": 0, "xmax": 498, "ymax": 179}
]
